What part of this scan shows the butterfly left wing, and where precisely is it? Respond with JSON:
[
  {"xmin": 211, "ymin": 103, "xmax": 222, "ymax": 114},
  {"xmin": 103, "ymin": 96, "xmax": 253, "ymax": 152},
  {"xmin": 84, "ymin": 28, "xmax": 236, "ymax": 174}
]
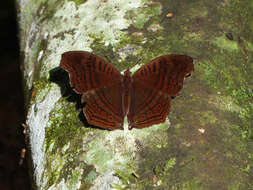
[
  {"xmin": 128, "ymin": 54, "xmax": 194, "ymax": 129},
  {"xmin": 60, "ymin": 51, "xmax": 124, "ymax": 130}
]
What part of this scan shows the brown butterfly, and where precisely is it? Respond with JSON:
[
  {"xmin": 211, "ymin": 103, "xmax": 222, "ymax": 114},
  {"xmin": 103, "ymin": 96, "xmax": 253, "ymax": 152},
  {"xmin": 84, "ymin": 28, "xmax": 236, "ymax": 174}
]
[{"xmin": 60, "ymin": 51, "xmax": 194, "ymax": 130}]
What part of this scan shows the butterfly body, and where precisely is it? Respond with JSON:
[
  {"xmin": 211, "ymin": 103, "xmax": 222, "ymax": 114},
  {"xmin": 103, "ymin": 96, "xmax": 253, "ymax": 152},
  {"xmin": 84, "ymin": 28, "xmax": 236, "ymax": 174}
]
[
  {"xmin": 122, "ymin": 68, "xmax": 132, "ymax": 116},
  {"xmin": 60, "ymin": 51, "xmax": 194, "ymax": 130}
]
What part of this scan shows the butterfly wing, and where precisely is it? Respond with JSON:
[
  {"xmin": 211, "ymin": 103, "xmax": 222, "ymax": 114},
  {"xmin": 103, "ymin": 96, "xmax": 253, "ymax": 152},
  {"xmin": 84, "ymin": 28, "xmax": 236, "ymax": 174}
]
[
  {"xmin": 60, "ymin": 51, "xmax": 123, "ymax": 93},
  {"xmin": 127, "ymin": 80, "xmax": 171, "ymax": 129},
  {"xmin": 128, "ymin": 54, "xmax": 194, "ymax": 129},
  {"xmin": 82, "ymin": 81, "xmax": 124, "ymax": 130},
  {"xmin": 60, "ymin": 51, "xmax": 124, "ymax": 130}
]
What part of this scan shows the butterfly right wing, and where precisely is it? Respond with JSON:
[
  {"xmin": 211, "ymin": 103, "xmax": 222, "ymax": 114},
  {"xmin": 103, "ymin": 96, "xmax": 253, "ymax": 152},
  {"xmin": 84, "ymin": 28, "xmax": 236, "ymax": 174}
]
[
  {"xmin": 60, "ymin": 51, "xmax": 124, "ymax": 130},
  {"xmin": 128, "ymin": 54, "xmax": 194, "ymax": 129}
]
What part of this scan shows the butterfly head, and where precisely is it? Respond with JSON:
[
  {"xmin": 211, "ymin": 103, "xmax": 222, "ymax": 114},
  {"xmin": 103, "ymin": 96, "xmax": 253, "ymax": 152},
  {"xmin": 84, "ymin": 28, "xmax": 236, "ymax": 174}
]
[
  {"xmin": 124, "ymin": 68, "xmax": 131, "ymax": 77},
  {"xmin": 123, "ymin": 68, "xmax": 132, "ymax": 85}
]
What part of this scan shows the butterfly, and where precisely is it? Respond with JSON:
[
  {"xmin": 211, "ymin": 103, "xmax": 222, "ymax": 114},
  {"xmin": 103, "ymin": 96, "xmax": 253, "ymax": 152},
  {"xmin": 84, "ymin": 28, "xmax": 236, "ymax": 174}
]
[{"xmin": 60, "ymin": 51, "xmax": 194, "ymax": 130}]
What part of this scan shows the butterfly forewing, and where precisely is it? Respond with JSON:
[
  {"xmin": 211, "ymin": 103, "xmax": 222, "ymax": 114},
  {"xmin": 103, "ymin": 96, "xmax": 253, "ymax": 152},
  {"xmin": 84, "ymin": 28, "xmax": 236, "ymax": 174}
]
[
  {"xmin": 132, "ymin": 54, "xmax": 194, "ymax": 96},
  {"xmin": 60, "ymin": 51, "xmax": 123, "ymax": 93}
]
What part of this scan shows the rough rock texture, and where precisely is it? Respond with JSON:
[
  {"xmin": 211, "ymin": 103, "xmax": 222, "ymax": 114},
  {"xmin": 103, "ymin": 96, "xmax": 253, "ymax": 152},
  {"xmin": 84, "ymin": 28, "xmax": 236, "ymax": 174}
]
[{"xmin": 17, "ymin": 0, "xmax": 253, "ymax": 189}]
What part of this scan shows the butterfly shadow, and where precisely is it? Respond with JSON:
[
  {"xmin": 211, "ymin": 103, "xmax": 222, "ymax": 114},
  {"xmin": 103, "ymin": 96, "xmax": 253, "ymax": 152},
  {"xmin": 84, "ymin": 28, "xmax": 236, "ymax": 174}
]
[{"xmin": 49, "ymin": 67, "xmax": 107, "ymax": 130}]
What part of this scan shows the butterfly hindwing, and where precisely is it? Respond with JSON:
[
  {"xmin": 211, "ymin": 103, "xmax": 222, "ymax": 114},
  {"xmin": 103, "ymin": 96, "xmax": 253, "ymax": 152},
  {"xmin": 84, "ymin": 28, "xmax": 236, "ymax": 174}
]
[
  {"xmin": 82, "ymin": 82, "xmax": 124, "ymax": 130},
  {"xmin": 127, "ymin": 79, "xmax": 171, "ymax": 129}
]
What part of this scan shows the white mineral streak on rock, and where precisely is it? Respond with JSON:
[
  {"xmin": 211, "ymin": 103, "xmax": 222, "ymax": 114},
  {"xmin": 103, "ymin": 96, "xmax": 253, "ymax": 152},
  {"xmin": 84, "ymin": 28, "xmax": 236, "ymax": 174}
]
[{"xmin": 26, "ymin": 88, "xmax": 61, "ymax": 187}]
